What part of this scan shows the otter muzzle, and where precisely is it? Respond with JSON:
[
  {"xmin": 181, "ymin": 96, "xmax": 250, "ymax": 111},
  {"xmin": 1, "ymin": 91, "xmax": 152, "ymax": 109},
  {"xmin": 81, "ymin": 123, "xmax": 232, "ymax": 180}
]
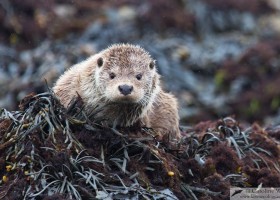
[{"xmin": 118, "ymin": 84, "xmax": 133, "ymax": 96}]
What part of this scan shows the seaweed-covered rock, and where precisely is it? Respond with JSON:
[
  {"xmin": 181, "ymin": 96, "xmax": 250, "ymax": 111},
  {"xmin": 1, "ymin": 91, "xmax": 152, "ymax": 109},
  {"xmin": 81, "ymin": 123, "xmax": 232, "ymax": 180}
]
[{"xmin": 0, "ymin": 93, "xmax": 279, "ymax": 199}]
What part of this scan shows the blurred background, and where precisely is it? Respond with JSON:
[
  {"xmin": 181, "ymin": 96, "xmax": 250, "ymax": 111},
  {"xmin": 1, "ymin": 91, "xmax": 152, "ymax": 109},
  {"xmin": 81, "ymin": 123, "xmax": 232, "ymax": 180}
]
[{"xmin": 1, "ymin": 0, "xmax": 280, "ymax": 126}]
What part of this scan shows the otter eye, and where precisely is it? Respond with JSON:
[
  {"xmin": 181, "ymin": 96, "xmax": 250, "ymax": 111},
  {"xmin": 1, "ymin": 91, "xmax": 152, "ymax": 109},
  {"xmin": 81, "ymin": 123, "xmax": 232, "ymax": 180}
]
[
  {"xmin": 136, "ymin": 74, "xmax": 142, "ymax": 80},
  {"xmin": 97, "ymin": 57, "xmax": 103, "ymax": 67},
  {"xmin": 109, "ymin": 72, "xmax": 116, "ymax": 79},
  {"xmin": 149, "ymin": 61, "xmax": 155, "ymax": 69}
]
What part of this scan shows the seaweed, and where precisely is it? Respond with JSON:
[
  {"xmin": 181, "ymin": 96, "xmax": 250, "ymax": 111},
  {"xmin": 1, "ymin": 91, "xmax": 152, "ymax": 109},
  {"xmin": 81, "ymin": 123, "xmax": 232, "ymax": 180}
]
[{"xmin": 0, "ymin": 93, "xmax": 279, "ymax": 199}]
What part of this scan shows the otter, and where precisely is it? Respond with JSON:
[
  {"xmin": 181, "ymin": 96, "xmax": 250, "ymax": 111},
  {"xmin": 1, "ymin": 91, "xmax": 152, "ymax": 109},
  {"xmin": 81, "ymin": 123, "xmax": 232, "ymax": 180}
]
[{"xmin": 53, "ymin": 44, "xmax": 180, "ymax": 139}]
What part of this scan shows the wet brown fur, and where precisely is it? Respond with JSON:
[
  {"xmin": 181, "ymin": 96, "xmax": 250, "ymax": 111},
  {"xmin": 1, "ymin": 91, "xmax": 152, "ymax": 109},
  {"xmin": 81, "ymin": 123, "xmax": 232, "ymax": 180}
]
[{"xmin": 53, "ymin": 44, "xmax": 180, "ymax": 139}]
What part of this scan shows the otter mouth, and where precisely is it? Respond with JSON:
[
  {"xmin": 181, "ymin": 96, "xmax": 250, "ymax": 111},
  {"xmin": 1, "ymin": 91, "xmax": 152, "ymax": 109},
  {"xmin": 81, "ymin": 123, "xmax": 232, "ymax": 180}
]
[
  {"xmin": 107, "ymin": 95, "xmax": 141, "ymax": 104},
  {"xmin": 111, "ymin": 99, "xmax": 139, "ymax": 104}
]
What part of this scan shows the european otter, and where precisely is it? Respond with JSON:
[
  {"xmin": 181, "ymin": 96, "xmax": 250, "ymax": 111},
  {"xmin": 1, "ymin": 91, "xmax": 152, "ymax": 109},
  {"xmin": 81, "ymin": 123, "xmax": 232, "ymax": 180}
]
[{"xmin": 53, "ymin": 44, "xmax": 180, "ymax": 139}]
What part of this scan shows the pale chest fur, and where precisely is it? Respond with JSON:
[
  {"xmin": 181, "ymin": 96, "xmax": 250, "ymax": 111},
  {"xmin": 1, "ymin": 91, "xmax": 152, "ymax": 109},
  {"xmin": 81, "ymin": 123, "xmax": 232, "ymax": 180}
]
[{"xmin": 84, "ymin": 102, "xmax": 147, "ymax": 127}]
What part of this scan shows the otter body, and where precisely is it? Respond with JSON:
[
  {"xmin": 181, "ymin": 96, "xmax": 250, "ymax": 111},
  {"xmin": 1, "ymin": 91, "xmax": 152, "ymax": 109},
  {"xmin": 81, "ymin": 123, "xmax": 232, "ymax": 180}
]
[{"xmin": 53, "ymin": 44, "xmax": 180, "ymax": 139}]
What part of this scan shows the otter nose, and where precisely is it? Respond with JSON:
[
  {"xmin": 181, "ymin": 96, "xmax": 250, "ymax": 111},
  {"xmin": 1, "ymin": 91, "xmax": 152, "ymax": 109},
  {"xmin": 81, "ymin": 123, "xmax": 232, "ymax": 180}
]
[{"xmin": 118, "ymin": 84, "xmax": 133, "ymax": 96}]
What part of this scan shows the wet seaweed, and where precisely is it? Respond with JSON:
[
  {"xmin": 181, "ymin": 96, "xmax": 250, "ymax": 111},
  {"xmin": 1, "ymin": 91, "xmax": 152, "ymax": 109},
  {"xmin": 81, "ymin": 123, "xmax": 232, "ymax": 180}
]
[{"xmin": 0, "ymin": 93, "xmax": 279, "ymax": 200}]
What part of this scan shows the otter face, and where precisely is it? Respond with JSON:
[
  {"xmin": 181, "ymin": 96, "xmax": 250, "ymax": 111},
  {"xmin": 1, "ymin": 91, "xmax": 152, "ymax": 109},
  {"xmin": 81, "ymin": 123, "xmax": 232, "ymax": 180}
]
[{"xmin": 95, "ymin": 44, "xmax": 157, "ymax": 104}]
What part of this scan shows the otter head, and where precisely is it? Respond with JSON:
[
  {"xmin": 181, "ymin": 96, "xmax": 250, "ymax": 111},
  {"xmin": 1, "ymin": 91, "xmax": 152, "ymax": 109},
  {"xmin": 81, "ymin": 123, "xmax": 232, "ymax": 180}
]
[{"xmin": 94, "ymin": 44, "xmax": 159, "ymax": 105}]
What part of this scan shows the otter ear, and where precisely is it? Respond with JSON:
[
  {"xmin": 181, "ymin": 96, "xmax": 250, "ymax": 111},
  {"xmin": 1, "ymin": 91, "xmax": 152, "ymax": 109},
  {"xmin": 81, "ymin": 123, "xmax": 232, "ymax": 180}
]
[
  {"xmin": 149, "ymin": 60, "xmax": 155, "ymax": 70},
  {"xmin": 97, "ymin": 57, "xmax": 103, "ymax": 67}
]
